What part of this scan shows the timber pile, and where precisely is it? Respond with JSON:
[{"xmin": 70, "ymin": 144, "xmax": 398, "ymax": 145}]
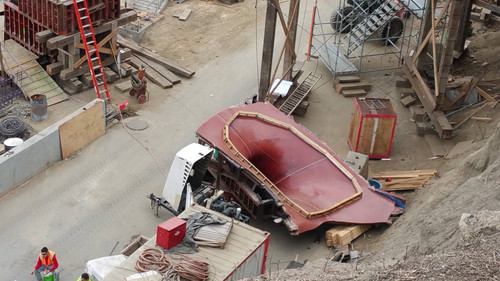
[
  {"xmin": 117, "ymin": 35, "xmax": 194, "ymax": 89},
  {"xmin": 325, "ymin": 225, "xmax": 372, "ymax": 247},
  {"xmin": 334, "ymin": 75, "xmax": 371, "ymax": 97},
  {"xmin": 371, "ymin": 169, "xmax": 438, "ymax": 191}
]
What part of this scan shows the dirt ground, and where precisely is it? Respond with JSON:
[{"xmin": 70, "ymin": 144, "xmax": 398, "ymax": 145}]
[
  {"xmin": 134, "ymin": 0, "xmax": 500, "ymax": 279},
  {"xmin": 0, "ymin": 0, "xmax": 497, "ymax": 279}
]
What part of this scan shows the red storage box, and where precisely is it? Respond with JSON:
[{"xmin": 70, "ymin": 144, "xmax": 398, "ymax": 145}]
[
  {"xmin": 347, "ymin": 98, "xmax": 397, "ymax": 159},
  {"xmin": 156, "ymin": 217, "xmax": 186, "ymax": 250}
]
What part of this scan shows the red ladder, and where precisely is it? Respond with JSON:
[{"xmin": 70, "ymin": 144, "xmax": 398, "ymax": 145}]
[{"xmin": 72, "ymin": 0, "xmax": 111, "ymax": 102}]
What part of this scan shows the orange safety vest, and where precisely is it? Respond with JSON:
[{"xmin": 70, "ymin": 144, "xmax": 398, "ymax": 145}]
[{"xmin": 39, "ymin": 251, "xmax": 55, "ymax": 266}]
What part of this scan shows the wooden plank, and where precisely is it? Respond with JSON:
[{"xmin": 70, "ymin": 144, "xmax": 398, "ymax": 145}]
[
  {"xmin": 35, "ymin": 30, "xmax": 57, "ymax": 43},
  {"xmin": 117, "ymin": 35, "xmax": 195, "ymax": 78},
  {"xmin": 475, "ymin": 86, "xmax": 496, "ymax": 102},
  {"xmin": 445, "ymin": 140, "xmax": 474, "ymax": 159},
  {"xmin": 130, "ymin": 56, "xmax": 173, "ymax": 89},
  {"xmin": 470, "ymin": 116, "xmax": 492, "ymax": 122},
  {"xmin": 325, "ymin": 225, "xmax": 372, "ymax": 247},
  {"xmin": 372, "ymin": 118, "xmax": 395, "ymax": 157},
  {"xmin": 59, "ymin": 101, "xmax": 105, "ymax": 159},
  {"xmin": 115, "ymin": 80, "xmax": 133, "ymax": 93},
  {"xmin": 135, "ymin": 54, "xmax": 181, "ymax": 84},
  {"xmin": 73, "ymin": 29, "xmax": 118, "ymax": 69},
  {"xmin": 450, "ymin": 78, "xmax": 476, "ymax": 105},
  {"xmin": 179, "ymin": 9, "xmax": 192, "ymax": 21},
  {"xmin": 59, "ymin": 49, "xmax": 131, "ymax": 81},
  {"xmin": 424, "ymin": 134, "xmax": 447, "ymax": 157}
]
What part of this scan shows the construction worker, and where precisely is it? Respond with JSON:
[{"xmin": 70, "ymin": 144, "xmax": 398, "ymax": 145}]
[
  {"xmin": 30, "ymin": 247, "xmax": 59, "ymax": 281},
  {"xmin": 76, "ymin": 273, "xmax": 91, "ymax": 281}
]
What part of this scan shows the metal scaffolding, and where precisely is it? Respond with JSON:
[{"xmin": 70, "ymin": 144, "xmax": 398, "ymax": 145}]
[{"xmin": 308, "ymin": 0, "xmax": 450, "ymax": 75}]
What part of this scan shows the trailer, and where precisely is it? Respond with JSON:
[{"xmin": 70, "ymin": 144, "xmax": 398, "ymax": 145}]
[{"xmin": 101, "ymin": 204, "xmax": 270, "ymax": 281}]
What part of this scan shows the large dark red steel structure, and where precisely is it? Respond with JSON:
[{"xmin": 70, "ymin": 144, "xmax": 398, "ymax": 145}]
[{"xmin": 197, "ymin": 103, "xmax": 396, "ymax": 235}]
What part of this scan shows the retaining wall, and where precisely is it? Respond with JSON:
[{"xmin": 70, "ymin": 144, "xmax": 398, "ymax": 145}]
[{"xmin": 0, "ymin": 99, "xmax": 105, "ymax": 196}]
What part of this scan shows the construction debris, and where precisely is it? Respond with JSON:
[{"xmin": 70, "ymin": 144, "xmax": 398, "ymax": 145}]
[{"xmin": 371, "ymin": 169, "xmax": 437, "ymax": 191}]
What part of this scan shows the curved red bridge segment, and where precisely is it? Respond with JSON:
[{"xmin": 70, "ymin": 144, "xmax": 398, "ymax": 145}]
[{"xmin": 197, "ymin": 103, "xmax": 395, "ymax": 234}]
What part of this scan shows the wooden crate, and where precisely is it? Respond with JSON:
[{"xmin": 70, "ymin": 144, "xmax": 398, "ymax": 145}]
[{"xmin": 347, "ymin": 98, "xmax": 397, "ymax": 159}]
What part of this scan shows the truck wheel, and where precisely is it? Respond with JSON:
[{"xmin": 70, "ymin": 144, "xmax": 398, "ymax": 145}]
[
  {"xmin": 330, "ymin": 6, "xmax": 356, "ymax": 33},
  {"xmin": 378, "ymin": 17, "xmax": 404, "ymax": 43}
]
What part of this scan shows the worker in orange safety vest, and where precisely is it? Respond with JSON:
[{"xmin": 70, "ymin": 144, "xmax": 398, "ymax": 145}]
[{"xmin": 30, "ymin": 247, "xmax": 59, "ymax": 281}]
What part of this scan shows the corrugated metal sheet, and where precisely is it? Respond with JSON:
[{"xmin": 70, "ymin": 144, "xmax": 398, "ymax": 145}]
[{"xmin": 103, "ymin": 205, "xmax": 270, "ymax": 281}]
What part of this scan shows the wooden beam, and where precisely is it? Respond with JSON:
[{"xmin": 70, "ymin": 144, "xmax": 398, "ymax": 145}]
[
  {"xmin": 117, "ymin": 35, "xmax": 195, "ymax": 78},
  {"xmin": 258, "ymin": 1, "xmax": 278, "ymax": 102},
  {"xmin": 402, "ymin": 56, "xmax": 437, "ymax": 112},
  {"xmin": 59, "ymin": 49, "xmax": 131, "ymax": 80},
  {"xmin": 72, "ymin": 29, "xmax": 118, "ymax": 69},
  {"xmin": 35, "ymin": 30, "xmax": 57, "ymax": 44},
  {"xmin": 135, "ymin": 53, "xmax": 181, "ymax": 84},
  {"xmin": 475, "ymin": 86, "xmax": 496, "ymax": 102},
  {"xmin": 413, "ymin": 0, "xmax": 452, "ymax": 63},
  {"xmin": 438, "ymin": 0, "xmax": 463, "ymax": 94},
  {"xmin": 46, "ymin": 11, "xmax": 137, "ymax": 50},
  {"xmin": 130, "ymin": 56, "xmax": 173, "ymax": 89},
  {"xmin": 75, "ymin": 43, "xmax": 112, "ymax": 55}
]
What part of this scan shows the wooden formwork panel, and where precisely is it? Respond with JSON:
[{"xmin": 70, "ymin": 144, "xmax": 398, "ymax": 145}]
[
  {"xmin": 15, "ymin": 0, "xmax": 121, "ymax": 35},
  {"xmin": 4, "ymin": 4, "xmax": 47, "ymax": 55}
]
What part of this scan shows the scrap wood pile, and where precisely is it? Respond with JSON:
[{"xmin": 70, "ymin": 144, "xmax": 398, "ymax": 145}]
[
  {"xmin": 117, "ymin": 35, "xmax": 195, "ymax": 90},
  {"xmin": 371, "ymin": 169, "xmax": 438, "ymax": 191}
]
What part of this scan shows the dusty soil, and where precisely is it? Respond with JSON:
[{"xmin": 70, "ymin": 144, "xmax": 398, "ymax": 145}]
[{"xmin": 130, "ymin": 0, "xmax": 500, "ymax": 279}]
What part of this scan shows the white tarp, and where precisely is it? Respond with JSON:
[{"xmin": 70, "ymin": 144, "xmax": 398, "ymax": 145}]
[{"xmin": 86, "ymin": 254, "xmax": 127, "ymax": 281}]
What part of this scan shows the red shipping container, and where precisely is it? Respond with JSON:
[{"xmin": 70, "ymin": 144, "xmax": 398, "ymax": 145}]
[{"xmin": 156, "ymin": 217, "xmax": 186, "ymax": 250}]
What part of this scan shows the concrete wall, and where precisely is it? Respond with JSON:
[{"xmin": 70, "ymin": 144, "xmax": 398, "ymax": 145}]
[{"xmin": 0, "ymin": 99, "xmax": 104, "ymax": 196}]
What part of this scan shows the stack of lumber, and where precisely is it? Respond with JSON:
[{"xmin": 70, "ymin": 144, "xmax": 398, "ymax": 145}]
[
  {"xmin": 326, "ymin": 224, "xmax": 372, "ymax": 247},
  {"xmin": 117, "ymin": 35, "xmax": 195, "ymax": 89},
  {"xmin": 371, "ymin": 169, "xmax": 437, "ymax": 191},
  {"xmin": 334, "ymin": 76, "xmax": 371, "ymax": 97}
]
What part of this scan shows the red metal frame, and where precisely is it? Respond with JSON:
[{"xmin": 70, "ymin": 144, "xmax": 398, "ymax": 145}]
[
  {"xmin": 347, "ymin": 98, "xmax": 397, "ymax": 159},
  {"xmin": 12, "ymin": 0, "xmax": 120, "ymax": 35},
  {"xmin": 4, "ymin": 2, "xmax": 47, "ymax": 55}
]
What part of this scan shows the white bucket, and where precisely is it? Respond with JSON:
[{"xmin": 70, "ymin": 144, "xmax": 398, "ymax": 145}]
[{"xmin": 3, "ymin": 137, "xmax": 24, "ymax": 150}]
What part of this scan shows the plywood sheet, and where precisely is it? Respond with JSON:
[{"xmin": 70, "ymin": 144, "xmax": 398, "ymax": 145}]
[
  {"xmin": 372, "ymin": 118, "xmax": 395, "ymax": 156},
  {"xmin": 59, "ymin": 101, "xmax": 105, "ymax": 159}
]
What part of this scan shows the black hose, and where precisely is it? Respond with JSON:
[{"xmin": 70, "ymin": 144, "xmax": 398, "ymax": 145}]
[{"xmin": 0, "ymin": 117, "xmax": 26, "ymax": 140}]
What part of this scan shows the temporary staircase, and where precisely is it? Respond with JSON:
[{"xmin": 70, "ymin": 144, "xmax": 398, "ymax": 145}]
[
  {"xmin": 279, "ymin": 73, "xmax": 322, "ymax": 116},
  {"xmin": 72, "ymin": 0, "xmax": 111, "ymax": 102},
  {"xmin": 347, "ymin": 1, "xmax": 402, "ymax": 54}
]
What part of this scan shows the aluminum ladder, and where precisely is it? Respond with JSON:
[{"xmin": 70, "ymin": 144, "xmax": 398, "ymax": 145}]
[
  {"xmin": 347, "ymin": 0, "xmax": 402, "ymax": 54},
  {"xmin": 279, "ymin": 73, "xmax": 322, "ymax": 116},
  {"xmin": 72, "ymin": 0, "xmax": 110, "ymax": 102}
]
